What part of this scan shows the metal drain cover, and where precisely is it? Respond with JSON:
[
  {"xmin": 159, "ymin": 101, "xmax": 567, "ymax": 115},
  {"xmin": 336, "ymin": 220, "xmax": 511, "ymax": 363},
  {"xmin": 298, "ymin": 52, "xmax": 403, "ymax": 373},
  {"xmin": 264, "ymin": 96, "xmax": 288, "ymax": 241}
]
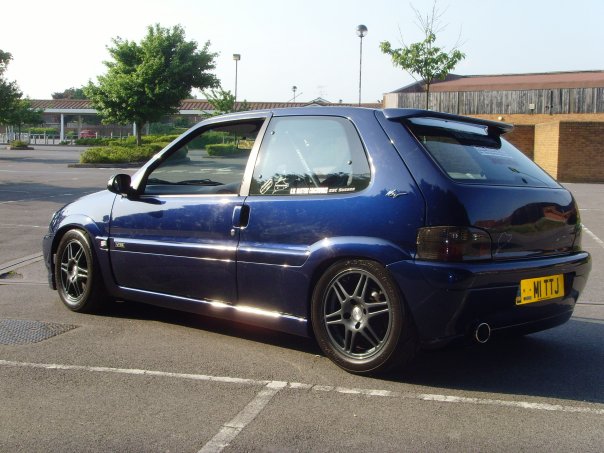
[{"xmin": 0, "ymin": 319, "xmax": 78, "ymax": 345}]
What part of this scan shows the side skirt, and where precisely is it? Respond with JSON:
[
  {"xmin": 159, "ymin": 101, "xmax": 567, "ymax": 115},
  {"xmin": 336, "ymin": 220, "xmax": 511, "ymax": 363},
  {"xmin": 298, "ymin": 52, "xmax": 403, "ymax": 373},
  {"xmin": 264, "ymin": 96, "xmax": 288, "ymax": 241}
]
[{"xmin": 114, "ymin": 286, "xmax": 310, "ymax": 337}]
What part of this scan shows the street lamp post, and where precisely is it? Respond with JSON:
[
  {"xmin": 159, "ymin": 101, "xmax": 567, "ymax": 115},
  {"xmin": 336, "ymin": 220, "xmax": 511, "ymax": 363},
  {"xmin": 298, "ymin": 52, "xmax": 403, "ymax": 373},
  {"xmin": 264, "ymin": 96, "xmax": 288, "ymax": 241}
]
[
  {"xmin": 356, "ymin": 25, "xmax": 368, "ymax": 107},
  {"xmin": 292, "ymin": 85, "xmax": 297, "ymax": 103},
  {"xmin": 233, "ymin": 53, "xmax": 241, "ymax": 103}
]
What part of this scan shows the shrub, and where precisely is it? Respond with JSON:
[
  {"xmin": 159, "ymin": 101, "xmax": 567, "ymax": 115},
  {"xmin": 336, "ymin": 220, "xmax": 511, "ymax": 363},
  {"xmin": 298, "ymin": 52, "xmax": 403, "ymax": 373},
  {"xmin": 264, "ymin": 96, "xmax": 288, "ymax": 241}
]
[
  {"xmin": 9, "ymin": 140, "xmax": 30, "ymax": 148},
  {"xmin": 206, "ymin": 143, "xmax": 239, "ymax": 156},
  {"xmin": 149, "ymin": 142, "xmax": 170, "ymax": 151},
  {"xmin": 146, "ymin": 134, "xmax": 180, "ymax": 144},
  {"xmin": 75, "ymin": 137, "xmax": 112, "ymax": 146},
  {"xmin": 140, "ymin": 135, "xmax": 179, "ymax": 144},
  {"xmin": 189, "ymin": 131, "xmax": 229, "ymax": 149},
  {"xmin": 74, "ymin": 135, "xmax": 178, "ymax": 147},
  {"xmin": 80, "ymin": 145, "xmax": 160, "ymax": 164},
  {"xmin": 29, "ymin": 127, "xmax": 58, "ymax": 135}
]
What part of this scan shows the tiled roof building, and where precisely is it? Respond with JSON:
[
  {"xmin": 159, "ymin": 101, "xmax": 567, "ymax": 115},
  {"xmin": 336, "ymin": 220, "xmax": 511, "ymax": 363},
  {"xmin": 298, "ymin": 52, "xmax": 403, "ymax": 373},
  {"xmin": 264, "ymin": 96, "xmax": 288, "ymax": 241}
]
[
  {"xmin": 31, "ymin": 98, "xmax": 381, "ymax": 113},
  {"xmin": 384, "ymin": 70, "xmax": 604, "ymax": 115}
]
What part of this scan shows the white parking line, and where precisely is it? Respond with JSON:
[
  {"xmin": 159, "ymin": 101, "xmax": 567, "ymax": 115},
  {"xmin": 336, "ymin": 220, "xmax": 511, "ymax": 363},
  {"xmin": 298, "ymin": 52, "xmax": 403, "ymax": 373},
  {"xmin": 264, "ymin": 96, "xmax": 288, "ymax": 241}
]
[
  {"xmin": 1, "ymin": 359, "xmax": 603, "ymax": 418},
  {"xmin": 571, "ymin": 317, "xmax": 604, "ymax": 325},
  {"xmin": 0, "ymin": 193, "xmax": 75, "ymax": 204},
  {"xmin": 582, "ymin": 225, "xmax": 604, "ymax": 249},
  {"xmin": 0, "ymin": 224, "xmax": 44, "ymax": 228},
  {"xmin": 199, "ymin": 381, "xmax": 287, "ymax": 453}
]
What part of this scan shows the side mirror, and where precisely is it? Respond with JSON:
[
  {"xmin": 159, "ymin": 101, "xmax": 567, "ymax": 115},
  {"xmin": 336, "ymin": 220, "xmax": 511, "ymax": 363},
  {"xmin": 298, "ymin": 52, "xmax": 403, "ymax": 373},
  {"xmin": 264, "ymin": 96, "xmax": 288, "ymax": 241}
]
[{"xmin": 107, "ymin": 174, "xmax": 132, "ymax": 196}]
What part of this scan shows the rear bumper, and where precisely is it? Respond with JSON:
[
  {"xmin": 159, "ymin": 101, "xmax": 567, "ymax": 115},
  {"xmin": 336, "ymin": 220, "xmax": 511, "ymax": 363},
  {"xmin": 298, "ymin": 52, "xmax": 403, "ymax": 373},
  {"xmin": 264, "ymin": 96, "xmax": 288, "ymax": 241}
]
[{"xmin": 387, "ymin": 251, "xmax": 591, "ymax": 345}]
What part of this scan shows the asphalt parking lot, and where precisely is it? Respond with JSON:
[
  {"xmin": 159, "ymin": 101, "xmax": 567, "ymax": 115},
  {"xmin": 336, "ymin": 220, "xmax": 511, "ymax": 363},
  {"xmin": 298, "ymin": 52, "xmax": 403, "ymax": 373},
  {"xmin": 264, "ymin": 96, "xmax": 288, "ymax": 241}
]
[{"xmin": 1, "ymin": 146, "xmax": 603, "ymax": 452}]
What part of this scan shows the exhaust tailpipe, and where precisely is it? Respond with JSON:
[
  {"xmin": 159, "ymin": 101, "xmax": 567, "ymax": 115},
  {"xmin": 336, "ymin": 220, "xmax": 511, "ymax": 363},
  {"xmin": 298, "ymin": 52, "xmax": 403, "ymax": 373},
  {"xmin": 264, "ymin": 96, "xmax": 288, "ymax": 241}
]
[{"xmin": 474, "ymin": 323, "xmax": 491, "ymax": 344}]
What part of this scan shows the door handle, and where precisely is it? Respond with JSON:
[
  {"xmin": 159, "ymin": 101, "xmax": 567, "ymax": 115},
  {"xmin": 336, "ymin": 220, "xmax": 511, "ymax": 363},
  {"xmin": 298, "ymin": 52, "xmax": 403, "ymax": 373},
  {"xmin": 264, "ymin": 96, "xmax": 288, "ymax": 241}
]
[{"xmin": 232, "ymin": 205, "xmax": 251, "ymax": 228}]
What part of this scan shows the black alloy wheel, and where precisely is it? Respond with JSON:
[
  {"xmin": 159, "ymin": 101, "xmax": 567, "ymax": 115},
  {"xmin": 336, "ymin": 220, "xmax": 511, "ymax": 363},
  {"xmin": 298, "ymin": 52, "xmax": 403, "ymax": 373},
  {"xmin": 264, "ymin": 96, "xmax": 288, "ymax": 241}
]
[
  {"xmin": 55, "ymin": 229, "xmax": 106, "ymax": 313},
  {"xmin": 311, "ymin": 259, "xmax": 417, "ymax": 375}
]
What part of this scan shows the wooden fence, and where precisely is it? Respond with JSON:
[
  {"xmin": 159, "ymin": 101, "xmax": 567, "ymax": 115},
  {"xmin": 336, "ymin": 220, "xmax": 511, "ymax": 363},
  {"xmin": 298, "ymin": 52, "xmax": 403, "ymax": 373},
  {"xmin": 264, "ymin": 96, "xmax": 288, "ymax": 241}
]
[{"xmin": 384, "ymin": 87, "xmax": 604, "ymax": 114}]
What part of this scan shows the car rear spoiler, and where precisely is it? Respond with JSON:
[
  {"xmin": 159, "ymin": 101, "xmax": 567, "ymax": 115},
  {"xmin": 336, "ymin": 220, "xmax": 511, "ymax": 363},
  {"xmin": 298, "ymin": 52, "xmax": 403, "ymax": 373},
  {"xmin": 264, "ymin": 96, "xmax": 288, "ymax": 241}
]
[{"xmin": 382, "ymin": 108, "xmax": 514, "ymax": 135}]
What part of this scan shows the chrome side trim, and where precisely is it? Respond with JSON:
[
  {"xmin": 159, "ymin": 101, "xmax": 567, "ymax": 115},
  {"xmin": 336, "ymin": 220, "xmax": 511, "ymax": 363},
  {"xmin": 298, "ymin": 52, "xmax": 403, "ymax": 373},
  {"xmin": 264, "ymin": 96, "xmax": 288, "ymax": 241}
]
[{"xmin": 118, "ymin": 286, "xmax": 309, "ymax": 336}]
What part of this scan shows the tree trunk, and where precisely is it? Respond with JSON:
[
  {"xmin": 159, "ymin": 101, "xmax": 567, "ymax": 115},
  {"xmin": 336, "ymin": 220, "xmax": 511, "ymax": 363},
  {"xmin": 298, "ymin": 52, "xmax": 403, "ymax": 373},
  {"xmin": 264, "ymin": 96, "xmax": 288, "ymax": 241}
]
[
  {"xmin": 425, "ymin": 83, "xmax": 430, "ymax": 110},
  {"xmin": 135, "ymin": 121, "xmax": 143, "ymax": 146}
]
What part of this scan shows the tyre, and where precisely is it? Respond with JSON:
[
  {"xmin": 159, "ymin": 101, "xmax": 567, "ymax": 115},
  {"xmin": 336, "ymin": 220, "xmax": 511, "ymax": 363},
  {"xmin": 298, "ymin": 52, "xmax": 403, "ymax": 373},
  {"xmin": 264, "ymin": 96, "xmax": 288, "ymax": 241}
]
[
  {"xmin": 55, "ymin": 229, "xmax": 107, "ymax": 313},
  {"xmin": 311, "ymin": 259, "xmax": 417, "ymax": 374}
]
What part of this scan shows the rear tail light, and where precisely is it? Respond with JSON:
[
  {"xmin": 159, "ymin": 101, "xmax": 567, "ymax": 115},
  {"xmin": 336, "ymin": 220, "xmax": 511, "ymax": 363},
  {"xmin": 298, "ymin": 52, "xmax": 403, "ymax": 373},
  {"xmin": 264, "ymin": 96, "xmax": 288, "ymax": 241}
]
[{"xmin": 416, "ymin": 226, "xmax": 492, "ymax": 262}]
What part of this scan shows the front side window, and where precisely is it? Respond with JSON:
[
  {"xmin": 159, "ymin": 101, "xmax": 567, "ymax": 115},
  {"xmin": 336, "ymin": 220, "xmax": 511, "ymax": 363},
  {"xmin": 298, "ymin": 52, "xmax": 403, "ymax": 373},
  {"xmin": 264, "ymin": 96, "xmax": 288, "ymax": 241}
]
[
  {"xmin": 144, "ymin": 120, "xmax": 263, "ymax": 195},
  {"xmin": 405, "ymin": 118, "xmax": 559, "ymax": 188},
  {"xmin": 250, "ymin": 116, "xmax": 370, "ymax": 196}
]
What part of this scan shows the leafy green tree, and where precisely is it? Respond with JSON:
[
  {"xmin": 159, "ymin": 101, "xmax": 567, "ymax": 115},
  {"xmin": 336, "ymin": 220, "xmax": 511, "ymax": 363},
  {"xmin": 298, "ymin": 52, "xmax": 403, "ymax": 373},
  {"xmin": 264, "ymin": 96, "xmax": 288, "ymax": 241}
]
[
  {"xmin": 51, "ymin": 87, "xmax": 88, "ymax": 99},
  {"xmin": 204, "ymin": 87, "xmax": 250, "ymax": 116},
  {"xmin": 0, "ymin": 50, "xmax": 22, "ymax": 124},
  {"xmin": 380, "ymin": 2, "xmax": 465, "ymax": 109},
  {"xmin": 86, "ymin": 24, "xmax": 219, "ymax": 145},
  {"xmin": 6, "ymin": 99, "xmax": 43, "ymax": 136}
]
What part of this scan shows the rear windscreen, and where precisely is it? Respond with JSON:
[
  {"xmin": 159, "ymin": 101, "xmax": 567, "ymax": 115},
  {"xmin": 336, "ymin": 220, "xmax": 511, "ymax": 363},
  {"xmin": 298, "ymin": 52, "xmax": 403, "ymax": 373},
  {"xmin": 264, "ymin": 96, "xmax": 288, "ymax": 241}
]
[{"xmin": 405, "ymin": 118, "xmax": 559, "ymax": 188}]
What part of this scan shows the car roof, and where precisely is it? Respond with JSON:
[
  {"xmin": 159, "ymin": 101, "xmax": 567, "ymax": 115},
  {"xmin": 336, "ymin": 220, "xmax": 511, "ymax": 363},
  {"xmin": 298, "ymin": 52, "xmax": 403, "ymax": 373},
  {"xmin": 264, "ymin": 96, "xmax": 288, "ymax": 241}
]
[{"xmin": 203, "ymin": 107, "xmax": 513, "ymax": 134}]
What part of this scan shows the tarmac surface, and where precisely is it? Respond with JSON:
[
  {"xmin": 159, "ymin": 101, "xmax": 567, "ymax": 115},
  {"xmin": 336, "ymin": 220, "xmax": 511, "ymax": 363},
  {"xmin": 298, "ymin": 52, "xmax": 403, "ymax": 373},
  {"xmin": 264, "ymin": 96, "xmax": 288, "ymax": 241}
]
[{"xmin": 0, "ymin": 146, "xmax": 602, "ymax": 452}]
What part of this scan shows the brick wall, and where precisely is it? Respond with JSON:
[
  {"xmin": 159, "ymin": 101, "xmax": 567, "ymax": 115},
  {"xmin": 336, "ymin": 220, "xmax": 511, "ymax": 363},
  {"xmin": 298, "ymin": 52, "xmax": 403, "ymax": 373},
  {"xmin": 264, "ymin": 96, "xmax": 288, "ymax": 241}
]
[
  {"xmin": 475, "ymin": 114, "xmax": 604, "ymax": 183},
  {"xmin": 534, "ymin": 122, "xmax": 560, "ymax": 179},
  {"xmin": 472, "ymin": 113, "xmax": 604, "ymax": 125},
  {"xmin": 531, "ymin": 121, "xmax": 604, "ymax": 182},
  {"xmin": 504, "ymin": 125, "xmax": 535, "ymax": 159},
  {"xmin": 557, "ymin": 122, "xmax": 604, "ymax": 182}
]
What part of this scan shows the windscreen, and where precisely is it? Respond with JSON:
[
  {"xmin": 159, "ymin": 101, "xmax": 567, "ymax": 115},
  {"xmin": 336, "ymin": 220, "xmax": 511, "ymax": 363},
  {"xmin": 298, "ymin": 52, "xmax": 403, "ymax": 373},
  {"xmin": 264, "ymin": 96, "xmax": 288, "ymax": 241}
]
[{"xmin": 405, "ymin": 118, "xmax": 559, "ymax": 188}]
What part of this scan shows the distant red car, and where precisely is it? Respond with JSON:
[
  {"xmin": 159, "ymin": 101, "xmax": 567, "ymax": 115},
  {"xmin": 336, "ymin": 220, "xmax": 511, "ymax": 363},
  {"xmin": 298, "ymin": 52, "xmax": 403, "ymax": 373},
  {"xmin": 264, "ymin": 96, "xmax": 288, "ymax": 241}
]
[{"xmin": 79, "ymin": 130, "xmax": 97, "ymax": 138}]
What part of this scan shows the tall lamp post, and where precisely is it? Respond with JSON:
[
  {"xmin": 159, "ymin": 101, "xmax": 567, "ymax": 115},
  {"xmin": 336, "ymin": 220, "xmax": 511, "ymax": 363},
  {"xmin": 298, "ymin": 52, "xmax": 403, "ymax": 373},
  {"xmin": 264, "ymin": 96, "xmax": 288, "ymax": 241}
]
[
  {"xmin": 356, "ymin": 25, "xmax": 368, "ymax": 106},
  {"xmin": 233, "ymin": 53, "xmax": 241, "ymax": 103},
  {"xmin": 292, "ymin": 85, "xmax": 297, "ymax": 103}
]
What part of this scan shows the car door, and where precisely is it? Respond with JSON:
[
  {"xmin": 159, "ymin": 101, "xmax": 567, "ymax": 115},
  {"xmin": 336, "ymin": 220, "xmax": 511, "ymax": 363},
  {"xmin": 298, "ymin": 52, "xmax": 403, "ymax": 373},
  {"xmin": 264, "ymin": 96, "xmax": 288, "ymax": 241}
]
[
  {"xmin": 237, "ymin": 115, "xmax": 374, "ymax": 317},
  {"xmin": 109, "ymin": 116, "xmax": 268, "ymax": 304}
]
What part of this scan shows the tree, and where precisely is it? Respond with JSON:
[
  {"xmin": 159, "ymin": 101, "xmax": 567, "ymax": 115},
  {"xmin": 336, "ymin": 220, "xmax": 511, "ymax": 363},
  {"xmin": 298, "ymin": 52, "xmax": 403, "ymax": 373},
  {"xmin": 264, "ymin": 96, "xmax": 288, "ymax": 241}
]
[
  {"xmin": 204, "ymin": 87, "xmax": 250, "ymax": 116},
  {"xmin": 85, "ymin": 24, "xmax": 219, "ymax": 145},
  {"xmin": 52, "ymin": 87, "xmax": 88, "ymax": 99},
  {"xmin": 0, "ymin": 50, "xmax": 22, "ymax": 124},
  {"xmin": 6, "ymin": 99, "xmax": 43, "ymax": 136},
  {"xmin": 380, "ymin": 2, "xmax": 465, "ymax": 109}
]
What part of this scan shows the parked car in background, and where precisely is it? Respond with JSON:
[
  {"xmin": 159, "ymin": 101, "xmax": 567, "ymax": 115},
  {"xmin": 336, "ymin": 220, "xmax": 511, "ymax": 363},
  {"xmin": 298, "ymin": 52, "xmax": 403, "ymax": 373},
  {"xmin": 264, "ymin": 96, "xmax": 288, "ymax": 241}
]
[
  {"xmin": 43, "ymin": 107, "xmax": 591, "ymax": 374},
  {"xmin": 79, "ymin": 129, "xmax": 97, "ymax": 138}
]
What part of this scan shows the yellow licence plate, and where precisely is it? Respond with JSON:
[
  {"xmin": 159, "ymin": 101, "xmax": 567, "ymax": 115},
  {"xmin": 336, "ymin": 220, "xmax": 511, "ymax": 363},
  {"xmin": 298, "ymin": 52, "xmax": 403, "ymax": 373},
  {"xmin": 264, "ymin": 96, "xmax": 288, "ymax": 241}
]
[{"xmin": 516, "ymin": 274, "xmax": 564, "ymax": 305}]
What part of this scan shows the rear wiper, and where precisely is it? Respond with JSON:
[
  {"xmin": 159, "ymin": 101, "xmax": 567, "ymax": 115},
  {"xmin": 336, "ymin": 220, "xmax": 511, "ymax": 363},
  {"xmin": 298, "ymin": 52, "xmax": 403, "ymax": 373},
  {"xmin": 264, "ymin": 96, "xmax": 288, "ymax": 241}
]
[{"xmin": 507, "ymin": 167, "xmax": 548, "ymax": 185}]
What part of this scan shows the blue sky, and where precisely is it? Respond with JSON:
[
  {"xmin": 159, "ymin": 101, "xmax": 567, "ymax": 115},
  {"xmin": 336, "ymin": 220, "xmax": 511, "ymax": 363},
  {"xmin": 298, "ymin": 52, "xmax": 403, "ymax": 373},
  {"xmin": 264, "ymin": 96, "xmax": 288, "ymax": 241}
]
[{"xmin": 2, "ymin": 0, "xmax": 603, "ymax": 103}]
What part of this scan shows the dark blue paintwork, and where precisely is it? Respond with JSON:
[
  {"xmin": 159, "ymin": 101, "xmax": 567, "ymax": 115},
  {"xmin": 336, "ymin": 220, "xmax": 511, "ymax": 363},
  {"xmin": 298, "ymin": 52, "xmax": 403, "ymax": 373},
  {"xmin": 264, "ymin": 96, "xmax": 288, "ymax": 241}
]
[{"xmin": 43, "ymin": 107, "xmax": 591, "ymax": 344}]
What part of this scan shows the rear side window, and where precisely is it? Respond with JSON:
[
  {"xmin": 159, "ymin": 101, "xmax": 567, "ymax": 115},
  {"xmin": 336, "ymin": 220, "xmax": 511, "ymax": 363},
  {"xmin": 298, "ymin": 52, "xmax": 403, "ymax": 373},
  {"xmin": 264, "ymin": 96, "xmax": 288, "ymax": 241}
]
[
  {"xmin": 250, "ymin": 116, "xmax": 371, "ymax": 195},
  {"xmin": 405, "ymin": 118, "xmax": 558, "ymax": 188}
]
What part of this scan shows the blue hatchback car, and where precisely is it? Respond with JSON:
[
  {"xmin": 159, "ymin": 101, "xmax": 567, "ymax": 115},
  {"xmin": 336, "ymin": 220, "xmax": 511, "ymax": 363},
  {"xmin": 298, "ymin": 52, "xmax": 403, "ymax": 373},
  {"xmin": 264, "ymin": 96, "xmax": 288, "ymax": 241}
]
[{"xmin": 43, "ymin": 107, "xmax": 591, "ymax": 374}]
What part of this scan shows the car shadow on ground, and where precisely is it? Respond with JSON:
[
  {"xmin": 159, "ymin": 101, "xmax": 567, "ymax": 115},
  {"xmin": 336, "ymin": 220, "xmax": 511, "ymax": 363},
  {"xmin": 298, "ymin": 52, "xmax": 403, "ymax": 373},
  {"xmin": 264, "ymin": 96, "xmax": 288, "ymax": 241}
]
[
  {"xmin": 103, "ymin": 301, "xmax": 603, "ymax": 404},
  {"xmin": 104, "ymin": 300, "xmax": 322, "ymax": 356},
  {"xmin": 394, "ymin": 318, "xmax": 603, "ymax": 404}
]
